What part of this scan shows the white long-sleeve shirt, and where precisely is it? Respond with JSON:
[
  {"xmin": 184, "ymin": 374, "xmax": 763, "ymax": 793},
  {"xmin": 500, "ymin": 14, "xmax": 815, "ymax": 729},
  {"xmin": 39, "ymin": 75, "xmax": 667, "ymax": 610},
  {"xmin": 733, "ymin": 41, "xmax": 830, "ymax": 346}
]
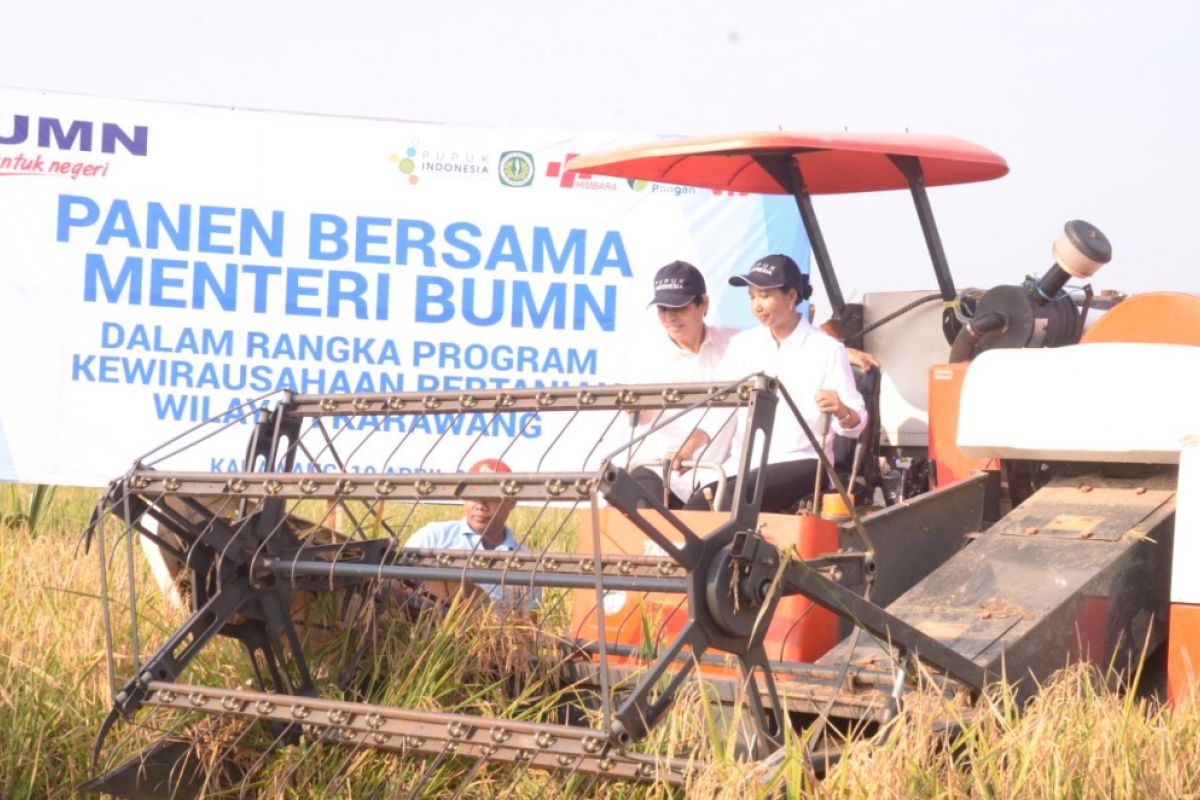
[
  {"xmin": 623, "ymin": 325, "xmax": 737, "ymax": 497},
  {"xmin": 706, "ymin": 319, "xmax": 867, "ymax": 472}
]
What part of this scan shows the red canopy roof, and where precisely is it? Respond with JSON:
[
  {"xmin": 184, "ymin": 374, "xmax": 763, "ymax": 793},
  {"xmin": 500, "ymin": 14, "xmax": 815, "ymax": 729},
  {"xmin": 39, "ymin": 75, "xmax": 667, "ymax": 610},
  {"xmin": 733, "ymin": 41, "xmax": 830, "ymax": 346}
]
[{"xmin": 565, "ymin": 131, "xmax": 1008, "ymax": 195}]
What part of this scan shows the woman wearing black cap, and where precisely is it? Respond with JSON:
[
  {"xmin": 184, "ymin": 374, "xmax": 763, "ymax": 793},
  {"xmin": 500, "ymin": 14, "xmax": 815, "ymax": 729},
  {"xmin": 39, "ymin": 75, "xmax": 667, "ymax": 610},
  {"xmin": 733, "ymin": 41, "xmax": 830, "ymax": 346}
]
[{"xmin": 682, "ymin": 254, "xmax": 867, "ymax": 512}]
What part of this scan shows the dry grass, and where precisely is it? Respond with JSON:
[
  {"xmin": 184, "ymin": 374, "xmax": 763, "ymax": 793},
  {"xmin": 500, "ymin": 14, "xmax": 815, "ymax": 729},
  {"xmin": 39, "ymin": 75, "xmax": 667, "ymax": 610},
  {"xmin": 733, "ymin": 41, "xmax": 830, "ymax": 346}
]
[{"xmin": 3, "ymin": 486, "xmax": 1200, "ymax": 798}]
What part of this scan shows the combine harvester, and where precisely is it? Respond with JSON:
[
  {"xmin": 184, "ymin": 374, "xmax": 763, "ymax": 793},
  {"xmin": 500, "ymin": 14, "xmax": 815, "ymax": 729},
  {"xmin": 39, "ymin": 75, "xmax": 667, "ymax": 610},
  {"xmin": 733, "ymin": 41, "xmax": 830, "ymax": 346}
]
[{"xmin": 82, "ymin": 133, "xmax": 1200, "ymax": 797}]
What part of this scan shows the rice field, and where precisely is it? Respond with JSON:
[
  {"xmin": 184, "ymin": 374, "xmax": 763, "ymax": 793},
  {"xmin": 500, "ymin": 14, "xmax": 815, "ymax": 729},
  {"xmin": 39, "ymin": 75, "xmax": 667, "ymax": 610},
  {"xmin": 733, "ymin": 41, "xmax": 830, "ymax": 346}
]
[{"xmin": 3, "ymin": 485, "xmax": 1200, "ymax": 799}]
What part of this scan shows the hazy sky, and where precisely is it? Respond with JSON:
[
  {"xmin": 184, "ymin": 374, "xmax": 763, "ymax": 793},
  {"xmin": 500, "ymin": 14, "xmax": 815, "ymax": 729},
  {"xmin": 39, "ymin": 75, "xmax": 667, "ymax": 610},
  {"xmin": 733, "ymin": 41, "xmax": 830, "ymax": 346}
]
[{"xmin": 2, "ymin": 0, "xmax": 1196, "ymax": 298}]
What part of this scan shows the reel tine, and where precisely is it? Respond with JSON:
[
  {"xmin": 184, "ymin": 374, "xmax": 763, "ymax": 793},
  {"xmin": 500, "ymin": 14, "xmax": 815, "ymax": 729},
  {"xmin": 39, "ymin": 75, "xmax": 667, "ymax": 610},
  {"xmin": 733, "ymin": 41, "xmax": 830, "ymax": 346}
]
[
  {"xmin": 536, "ymin": 408, "xmax": 580, "ymax": 471},
  {"xmin": 570, "ymin": 763, "xmax": 607, "ymax": 799},
  {"xmin": 496, "ymin": 406, "xmax": 541, "ymax": 467},
  {"xmin": 310, "ymin": 734, "xmax": 372, "ymax": 799},
  {"xmin": 340, "ymin": 411, "xmax": 392, "ymax": 467},
  {"xmin": 402, "ymin": 746, "xmax": 454, "ymax": 800},
  {"xmin": 236, "ymin": 721, "xmax": 301, "ymax": 800},
  {"xmin": 494, "ymin": 763, "xmax": 533, "ymax": 800},
  {"xmin": 415, "ymin": 410, "xmax": 466, "ymax": 471},
  {"xmin": 444, "ymin": 753, "xmax": 491, "ymax": 800},
  {"xmin": 208, "ymin": 709, "xmax": 268, "ymax": 789}
]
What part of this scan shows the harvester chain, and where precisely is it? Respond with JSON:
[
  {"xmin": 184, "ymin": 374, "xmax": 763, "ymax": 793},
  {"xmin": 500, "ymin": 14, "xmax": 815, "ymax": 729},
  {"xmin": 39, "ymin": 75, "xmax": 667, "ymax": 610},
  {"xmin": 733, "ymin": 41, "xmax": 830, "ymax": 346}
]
[
  {"xmin": 283, "ymin": 380, "xmax": 762, "ymax": 417},
  {"xmin": 121, "ymin": 469, "xmax": 605, "ymax": 502},
  {"xmin": 143, "ymin": 681, "xmax": 695, "ymax": 785}
]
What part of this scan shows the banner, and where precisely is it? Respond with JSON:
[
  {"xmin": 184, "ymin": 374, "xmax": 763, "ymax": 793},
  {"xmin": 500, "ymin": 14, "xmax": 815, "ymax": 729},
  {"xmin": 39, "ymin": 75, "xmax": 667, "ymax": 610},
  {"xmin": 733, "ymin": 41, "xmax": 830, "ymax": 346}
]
[{"xmin": 0, "ymin": 88, "xmax": 806, "ymax": 486}]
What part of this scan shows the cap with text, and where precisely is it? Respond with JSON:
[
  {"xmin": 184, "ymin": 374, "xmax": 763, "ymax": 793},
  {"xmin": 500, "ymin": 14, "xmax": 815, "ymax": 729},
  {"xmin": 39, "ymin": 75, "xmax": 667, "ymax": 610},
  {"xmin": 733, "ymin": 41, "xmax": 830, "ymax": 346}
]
[
  {"xmin": 650, "ymin": 260, "xmax": 707, "ymax": 308},
  {"xmin": 728, "ymin": 254, "xmax": 808, "ymax": 297}
]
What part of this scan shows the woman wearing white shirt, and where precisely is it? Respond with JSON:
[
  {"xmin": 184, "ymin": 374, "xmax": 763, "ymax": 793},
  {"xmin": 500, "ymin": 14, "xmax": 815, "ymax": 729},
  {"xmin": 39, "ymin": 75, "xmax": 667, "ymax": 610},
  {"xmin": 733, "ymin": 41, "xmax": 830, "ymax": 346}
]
[{"xmin": 683, "ymin": 254, "xmax": 867, "ymax": 512}]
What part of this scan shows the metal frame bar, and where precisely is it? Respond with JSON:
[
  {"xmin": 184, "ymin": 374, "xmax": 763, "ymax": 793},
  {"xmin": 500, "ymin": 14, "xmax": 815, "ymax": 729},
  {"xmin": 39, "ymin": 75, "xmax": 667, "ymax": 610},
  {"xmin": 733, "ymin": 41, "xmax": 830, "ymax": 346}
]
[{"xmin": 888, "ymin": 154, "xmax": 957, "ymax": 303}]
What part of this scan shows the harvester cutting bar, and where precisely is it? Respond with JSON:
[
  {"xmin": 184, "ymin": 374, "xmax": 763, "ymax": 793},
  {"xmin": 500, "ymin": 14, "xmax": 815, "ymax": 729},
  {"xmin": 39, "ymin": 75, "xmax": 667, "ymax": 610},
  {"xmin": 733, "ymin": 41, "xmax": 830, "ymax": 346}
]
[
  {"xmin": 283, "ymin": 381, "xmax": 760, "ymax": 417},
  {"xmin": 142, "ymin": 681, "xmax": 694, "ymax": 785},
  {"xmin": 119, "ymin": 470, "xmax": 606, "ymax": 502}
]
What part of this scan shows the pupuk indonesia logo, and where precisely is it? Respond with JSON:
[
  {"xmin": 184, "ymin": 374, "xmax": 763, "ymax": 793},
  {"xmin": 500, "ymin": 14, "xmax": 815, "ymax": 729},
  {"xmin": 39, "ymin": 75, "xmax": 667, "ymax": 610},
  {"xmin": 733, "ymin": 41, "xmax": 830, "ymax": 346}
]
[
  {"xmin": 389, "ymin": 144, "xmax": 420, "ymax": 185},
  {"xmin": 498, "ymin": 151, "xmax": 534, "ymax": 187},
  {"xmin": 389, "ymin": 140, "xmax": 491, "ymax": 186}
]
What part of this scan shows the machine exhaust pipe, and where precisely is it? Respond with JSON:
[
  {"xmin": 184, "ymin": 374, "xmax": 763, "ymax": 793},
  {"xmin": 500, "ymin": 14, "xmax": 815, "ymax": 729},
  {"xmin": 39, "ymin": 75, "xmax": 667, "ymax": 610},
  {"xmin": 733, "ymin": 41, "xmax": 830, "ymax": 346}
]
[{"xmin": 950, "ymin": 220, "xmax": 1112, "ymax": 362}]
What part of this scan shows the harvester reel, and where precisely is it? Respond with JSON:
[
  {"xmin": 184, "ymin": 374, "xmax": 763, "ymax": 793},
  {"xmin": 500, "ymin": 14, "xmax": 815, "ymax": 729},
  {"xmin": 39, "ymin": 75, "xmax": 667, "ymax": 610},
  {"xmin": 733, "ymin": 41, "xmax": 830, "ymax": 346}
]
[{"xmin": 83, "ymin": 376, "xmax": 984, "ymax": 797}]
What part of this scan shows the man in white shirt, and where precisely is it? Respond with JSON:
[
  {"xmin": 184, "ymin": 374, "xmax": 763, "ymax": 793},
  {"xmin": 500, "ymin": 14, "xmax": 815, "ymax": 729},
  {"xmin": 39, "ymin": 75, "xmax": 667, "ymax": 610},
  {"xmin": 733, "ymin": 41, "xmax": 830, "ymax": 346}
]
[
  {"xmin": 683, "ymin": 254, "xmax": 867, "ymax": 512},
  {"xmin": 404, "ymin": 458, "xmax": 538, "ymax": 612},
  {"xmin": 625, "ymin": 260, "xmax": 737, "ymax": 508}
]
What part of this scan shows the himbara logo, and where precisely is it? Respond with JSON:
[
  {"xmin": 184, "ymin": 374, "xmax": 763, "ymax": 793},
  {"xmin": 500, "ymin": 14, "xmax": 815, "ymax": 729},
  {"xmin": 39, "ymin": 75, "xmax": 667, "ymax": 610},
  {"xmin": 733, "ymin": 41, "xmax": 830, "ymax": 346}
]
[
  {"xmin": 544, "ymin": 153, "xmax": 619, "ymax": 191},
  {"xmin": 0, "ymin": 113, "xmax": 148, "ymax": 180}
]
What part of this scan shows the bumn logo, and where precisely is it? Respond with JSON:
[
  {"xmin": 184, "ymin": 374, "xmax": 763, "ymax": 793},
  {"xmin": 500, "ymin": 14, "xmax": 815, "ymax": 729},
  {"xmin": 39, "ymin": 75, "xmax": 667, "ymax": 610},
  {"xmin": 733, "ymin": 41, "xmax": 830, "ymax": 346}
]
[
  {"xmin": 0, "ymin": 114, "xmax": 148, "ymax": 156},
  {"xmin": 498, "ymin": 151, "xmax": 534, "ymax": 187}
]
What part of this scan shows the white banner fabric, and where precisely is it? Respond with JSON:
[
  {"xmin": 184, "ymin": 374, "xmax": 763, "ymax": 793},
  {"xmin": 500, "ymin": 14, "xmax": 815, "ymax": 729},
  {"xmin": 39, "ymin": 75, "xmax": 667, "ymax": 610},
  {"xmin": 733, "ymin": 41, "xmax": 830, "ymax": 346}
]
[{"xmin": 0, "ymin": 88, "xmax": 806, "ymax": 486}]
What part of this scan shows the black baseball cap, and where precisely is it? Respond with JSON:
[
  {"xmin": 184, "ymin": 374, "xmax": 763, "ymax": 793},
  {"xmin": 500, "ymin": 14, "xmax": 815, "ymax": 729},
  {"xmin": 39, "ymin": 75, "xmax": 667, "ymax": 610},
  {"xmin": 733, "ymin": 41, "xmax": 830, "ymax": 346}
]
[
  {"xmin": 728, "ymin": 254, "xmax": 808, "ymax": 297},
  {"xmin": 649, "ymin": 260, "xmax": 707, "ymax": 308}
]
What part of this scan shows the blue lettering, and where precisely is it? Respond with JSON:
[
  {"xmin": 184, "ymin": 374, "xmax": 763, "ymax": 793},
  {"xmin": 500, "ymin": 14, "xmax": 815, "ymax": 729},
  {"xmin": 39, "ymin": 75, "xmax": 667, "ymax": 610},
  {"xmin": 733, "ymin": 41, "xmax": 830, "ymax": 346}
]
[
  {"xmin": 38, "ymin": 118, "xmax": 92, "ymax": 151},
  {"xmin": 309, "ymin": 213, "xmax": 348, "ymax": 261},
  {"xmin": 149, "ymin": 259, "xmax": 189, "ymax": 308},
  {"xmin": 145, "ymin": 203, "xmax": 190, "ymax": 250},
  {"xmin": 574, "ymin": 284, "xmax": 617, "ymax": 331},
  {"xmin": 241, "ymin": 264, "xmax": 281, "ymax": 313},
  {"xmin": 285, "ymin": 267, "xmax": 322, "ymax": 316},
  {"xmin": 96, "ymin": 199, "xmax": 141, "ymax": 247},
  {"xmin": 197, "ymin": 206, "xmax": 236, "ymax": 254},
  {"xmin": 0, "ymin": 115, "xmax": 29, "ymax": 145},
  {"xmin": 462, "ymin": 277, "xmax": 503, "ymax": 326},
  {"xmin": 192, "ymin": 261, "xmax": 238, "ymax": 311},
  {"xmin": 533, "ymin": 227, "xmax": 585, "ymax": 274},
  {"xmin": 592, "ymin": 230, "xmax": 633, "ymax": 276},
  {"xmin": 512, "ymin": 280, "xmax": 564, "ymax": 328},
  {"xmin": 84, "ymin": 253, "xmax": 142, "ymax": 303},
  {"xmin": 443, "ymin": 221, "xmax": 481, "ymax": 268},
  {"xmin": 56, "ymin": 194, "xmax": 98, "ymax": 242},
  {"xmin": 101, "ymin": 122, "xmax": 149, "ymax": 156},
  {"xmin": 485, "ymin": 225, "xmax": 527, "ymax": 271},
  {"xmin": 326, "ymin": 270, "xmax": 369, "ymax": 319},
  {"xmin": 355, "ymin": 217, "xmax": 390, "ymax": 264},
  {"xmin": 396, "ymin": 219, "xmax": 436, "ymax": 266},
  {"xmin": 415, "ymin": 275, "xmax": 454, "ymax": 323}
]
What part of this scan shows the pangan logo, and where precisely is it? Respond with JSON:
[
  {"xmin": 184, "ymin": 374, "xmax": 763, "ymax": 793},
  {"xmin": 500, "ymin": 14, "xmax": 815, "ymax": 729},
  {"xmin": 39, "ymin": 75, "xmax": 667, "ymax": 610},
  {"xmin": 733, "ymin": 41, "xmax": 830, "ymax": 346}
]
[{"xmin": 498, "ymin": 151, "xmax": 534, "ymax": 187}]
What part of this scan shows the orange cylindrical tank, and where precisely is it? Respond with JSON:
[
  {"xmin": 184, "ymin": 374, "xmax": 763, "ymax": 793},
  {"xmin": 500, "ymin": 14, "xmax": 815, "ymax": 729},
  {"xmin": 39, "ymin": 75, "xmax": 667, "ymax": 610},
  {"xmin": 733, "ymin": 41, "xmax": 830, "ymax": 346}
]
[
  {"xmin": 569, "ymin": 508, "xmax": 841, "ymax": 666},
  {"xmin": 1081, "ymin": 292, "xmax": 1200, "ymax": 346},
  {"xmin": 781, "ymin": 513, "xmax": 841, "ymax": 659},
  {"xmin": 928, "ymin": 362, "xmax": 998, "ymax": 487}
]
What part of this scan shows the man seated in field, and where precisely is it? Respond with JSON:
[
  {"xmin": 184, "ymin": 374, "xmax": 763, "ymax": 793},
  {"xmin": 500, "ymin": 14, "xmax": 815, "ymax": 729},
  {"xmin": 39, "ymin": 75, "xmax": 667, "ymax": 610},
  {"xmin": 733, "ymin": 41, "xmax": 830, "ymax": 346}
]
[{"xmin": 404, "ymin": 458, "xmax": 539, "ymax": 614}]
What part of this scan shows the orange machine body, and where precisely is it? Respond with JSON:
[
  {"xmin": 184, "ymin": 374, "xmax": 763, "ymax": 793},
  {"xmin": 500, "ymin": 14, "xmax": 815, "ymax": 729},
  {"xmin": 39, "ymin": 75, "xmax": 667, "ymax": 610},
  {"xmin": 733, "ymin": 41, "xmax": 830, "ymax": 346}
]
[
  {"xmin": 1081, "ymin": 291, "xmax": 1200, "ymax": 707},
  {"xmin": 570, "ymin": 508, "xmax": 840, "ymax": 666},
  {"xmin": 928, "ymin": 361, "xmax": 997, "ymax": 487},
  {"xmin": 1082, "ymin": 292, "xmax": 1200, "ymax": 346}
]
